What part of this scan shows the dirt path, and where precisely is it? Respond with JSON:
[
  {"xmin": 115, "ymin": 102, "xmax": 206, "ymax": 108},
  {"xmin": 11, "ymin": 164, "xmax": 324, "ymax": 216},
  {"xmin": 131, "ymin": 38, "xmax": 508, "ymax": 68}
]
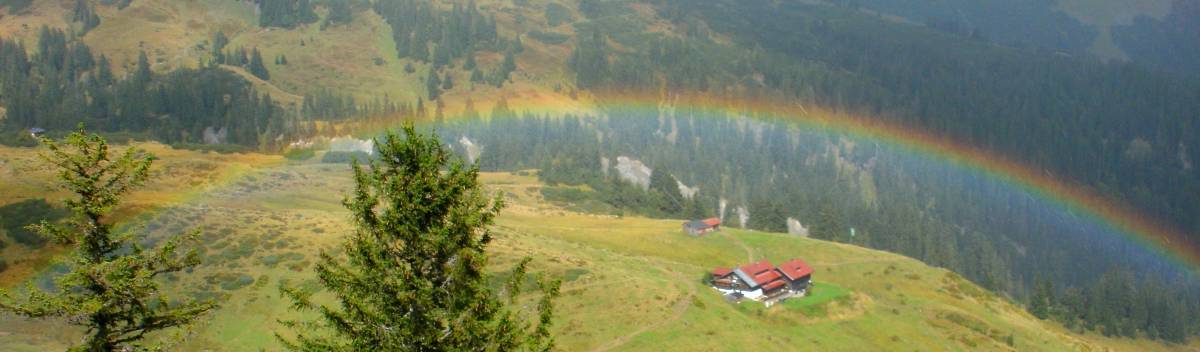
[
  {"xmin": 819, "ymin": 257, "xmax": 904, "ymax": 267},
  {"xmin": 728, "ymin": 234, "xmax": 756, "ymax": 263},
  {"xmin": 589, "ymin": 267, "xmax": 697, "ymax": 352}
]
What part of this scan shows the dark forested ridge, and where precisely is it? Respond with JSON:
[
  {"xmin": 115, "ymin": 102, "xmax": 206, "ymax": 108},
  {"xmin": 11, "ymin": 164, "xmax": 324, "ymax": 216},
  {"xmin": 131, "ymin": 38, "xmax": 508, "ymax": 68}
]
[
  {"xmin": 821, "ymin": 0, "xmax": 1200, "ymax": 77},
  {"xmin": 1112, "ymin": 0, "xmax": 1200, "ymax": 76},
  {"xmin": 571, "ymin": 0, "xmax": 1200, "ymax": 250}
]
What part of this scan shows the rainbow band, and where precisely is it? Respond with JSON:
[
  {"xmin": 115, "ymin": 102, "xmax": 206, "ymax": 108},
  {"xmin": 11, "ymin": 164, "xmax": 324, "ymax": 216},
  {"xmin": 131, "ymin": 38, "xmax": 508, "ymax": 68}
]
[{"xmin": 383, "ymin": 91, "xmax": 1199, "ymax": 272}]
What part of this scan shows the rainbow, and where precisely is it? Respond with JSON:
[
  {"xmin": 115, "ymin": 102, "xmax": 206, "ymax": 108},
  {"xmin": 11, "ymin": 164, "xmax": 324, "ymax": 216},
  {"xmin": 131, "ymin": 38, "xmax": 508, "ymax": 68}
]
[{"xmin": 365, "ymin": 90, "xmax": 1200, "ymax": 272}]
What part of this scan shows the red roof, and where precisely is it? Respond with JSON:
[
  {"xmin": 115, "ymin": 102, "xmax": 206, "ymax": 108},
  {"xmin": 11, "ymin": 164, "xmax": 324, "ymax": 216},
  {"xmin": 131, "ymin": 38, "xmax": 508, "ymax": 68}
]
[
  {"xmin": 739, "ymin": 260, "xmax": 775, "ymax": 276},
  {"xmin": 753, "ymin": 268, "xmax": 781, "ymax": 285},
  {"xmin": 711, "ymin": 267, "xmax": 732, "ymax": 277},
  {"xmin": 702, "ymin": 218, "xmax": 722, "ymax": 227},
  {"xmin": 761, "ymin": 279, "xmax": 786, "ymax": 291},
  {"xmin": 777, "ymin": 259, "xmax": 813, "ymax": 280}
]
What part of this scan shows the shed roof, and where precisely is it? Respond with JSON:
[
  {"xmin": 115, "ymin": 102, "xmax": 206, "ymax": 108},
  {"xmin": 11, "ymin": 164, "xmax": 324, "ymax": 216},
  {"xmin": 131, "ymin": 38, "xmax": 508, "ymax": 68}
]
[
  {"xmin": 702, "ymin": 218, "xmax": 722, "ymax": 226},
  {"xmin": 712, "ymin": 267, "xmax": 732, "ymax": 277},
  {"xmin": 684, "ymin": 220, "xmax": 711, "ymax": 230}
]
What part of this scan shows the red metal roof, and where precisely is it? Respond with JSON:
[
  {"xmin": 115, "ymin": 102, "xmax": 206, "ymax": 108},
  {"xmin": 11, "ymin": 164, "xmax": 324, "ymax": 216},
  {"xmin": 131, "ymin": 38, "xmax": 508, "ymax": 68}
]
[
  {"xmin": 702, "ymin": 218, "xmax": 722, "ymax": 227},
  {"xmin": 761, "ymin": 279, "xmax": 786, "ymax": 291},
  {"xmin": 739, "ymin": 260, "xmax": 775, "ymax": 276},
  {"xmin": 778, "ymin": 258, "xmax": 813, "ymax": 280},
  {"xmin": 753, "ymin": 268, "xmax": 781, "ymax": 286},
  {"xmin": 711, "ymin": 267, "xmax": 732, "ymax": 277}
]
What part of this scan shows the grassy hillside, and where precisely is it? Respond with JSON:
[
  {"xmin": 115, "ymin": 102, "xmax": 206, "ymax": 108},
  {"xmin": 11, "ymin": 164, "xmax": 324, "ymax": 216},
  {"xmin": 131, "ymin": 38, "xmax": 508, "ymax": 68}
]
[
  {"xmin": 0, "ymin": 0, "xmax": 585, "ymax": 109},
  {"xmin": 0, "ymin": 146, "xmax": 1195, "ymax": 351}
]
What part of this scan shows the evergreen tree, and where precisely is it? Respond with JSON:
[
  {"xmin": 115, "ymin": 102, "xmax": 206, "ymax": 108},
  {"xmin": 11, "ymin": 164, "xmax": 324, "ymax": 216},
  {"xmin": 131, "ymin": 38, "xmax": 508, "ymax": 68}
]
[
  {"xmin": 501, "ymin": 48, "xmax": 517, "ymax": 76},
  {"xmin": 426, "ymin": 68, "xmax": 441, "ymax": 100},
  {"xmin": 811, "ymin": 204, "xmax": 842, "ymax": 241},
  {"xmin": 72, "ymin": 0, "xmax": 101, "ymax": 33},
  {"xmin": 463, "ymin": 51, "xmax": 477, "ymax": 70},
  {"xmin": 684, "ymin": 196, "xmax": 708, "ymax": 219},
  {"xmin": 322, "ymin": 0, "xmax": 353, "ymax": 29},
  {"xmin": 297, "ymin": 0, "xmax": 318, "ymax": 23},
  {"xmin": 134, "ymin": 50, "xmax": 152, "ymax": 85},
  {"xmin": 211, "ymin": 31, "xmax": 229, "ymax": 57},
  {"xmin": 0, "ymin": 128, "xmax": 214, "ymax": 351},
  {"xmin": 95, "ymin": 54, "xmax": 113, "ymax": 86},
  {"xmin": 1030, "ymin": 277, "xmax": 1054, "ymax": 319},
  {"xmin": 648, "ymin": 167, "xmax": 683, "ymax": 215},
  {"xmin": 249, "ymin": 48, "xmax": 270, "ymax": 80},
  {"xmin": 403, "ymin": 62, "xmax": 415, "ymax": 74},
  {"xmin": 442, "ymin": 72, "xmax": 454, "ymax": 90},
  {"xmin": 277, "ymin": 125, "xmax": 559, "ymax": 351},
  {"xmin": 470, "ymin": 67, "xmax": 484, "ymax": 83}
]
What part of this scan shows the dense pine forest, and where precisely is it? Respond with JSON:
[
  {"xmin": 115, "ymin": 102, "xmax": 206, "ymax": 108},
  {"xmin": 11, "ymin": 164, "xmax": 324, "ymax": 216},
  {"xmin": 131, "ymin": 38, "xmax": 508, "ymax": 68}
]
[{"xmin": 0, "ymin": 27, "xmax": 294, "ymax": 150}]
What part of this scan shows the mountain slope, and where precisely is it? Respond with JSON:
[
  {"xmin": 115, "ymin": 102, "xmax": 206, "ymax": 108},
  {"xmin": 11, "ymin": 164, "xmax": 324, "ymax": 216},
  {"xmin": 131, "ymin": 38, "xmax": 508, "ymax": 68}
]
[
  {"xmin": 2, "ymin": 0, "xmax": 1199, "ymax": 348},
  {"xmin": 0, "ymin": 149, "xmax": 1193, "ymax": 350}
]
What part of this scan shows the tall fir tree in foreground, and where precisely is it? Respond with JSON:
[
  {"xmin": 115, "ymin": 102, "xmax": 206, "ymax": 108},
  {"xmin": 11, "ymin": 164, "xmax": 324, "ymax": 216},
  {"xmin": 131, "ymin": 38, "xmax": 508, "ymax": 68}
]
[
  {"xmin": 278, "ymin": 124, "xmax": 559, "ymax": 351},
  {"xmin": 0, "ymin": 127, "xmax": 214, "ymax": 352}
]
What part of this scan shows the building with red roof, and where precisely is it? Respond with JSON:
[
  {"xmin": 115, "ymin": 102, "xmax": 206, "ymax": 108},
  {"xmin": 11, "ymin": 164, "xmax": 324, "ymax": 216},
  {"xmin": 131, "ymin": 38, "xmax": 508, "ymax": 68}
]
[
  {"xmin": 709, "ymin": 258, "xmax": 814, "ymax": 306},
  {"xmin": 777, "ymin": 259, "xmax": 814, "ymax": 292},
  {"xmin": 683, "ymin": 218, "xmax": 722, "ymax": 236}
]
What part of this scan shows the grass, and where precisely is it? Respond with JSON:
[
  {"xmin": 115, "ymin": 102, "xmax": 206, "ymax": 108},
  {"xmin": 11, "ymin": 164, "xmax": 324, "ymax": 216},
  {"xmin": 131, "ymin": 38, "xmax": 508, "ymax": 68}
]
[
  {"xmin": 780, "ymin": 282, "xmax": 851, "ymax": 316},
  {"xmin": 1, "ymin": 150, "xmax": 1199, "ymax": 351}
]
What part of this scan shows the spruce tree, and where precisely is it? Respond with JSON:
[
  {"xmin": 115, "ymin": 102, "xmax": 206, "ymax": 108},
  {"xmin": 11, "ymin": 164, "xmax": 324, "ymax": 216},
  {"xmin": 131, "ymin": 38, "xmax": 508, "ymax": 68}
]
[
  {"xmin": 278, "ymin": 125, "xmax": 559, "ymax": 351},
  {"xmin": 470, "ymin": 67, "xmax": 484, "ymax": 83},
  {"xmin": 249, "ymin": 48, "xmax": 270, "ymax": 80},
  {"xmin": 426, "ymin": 68, "xmax": 441, "ymax": 100},
  {"xmin": 211, "ymin": 31, "xmax": 229, "ymax": 56},
  {"xmin": 648, "ymin": 168, "xmax": 683, "ymax": 215},
  {"xmin": 442, "ymin": 72, "xmax": 454, "ymax": 90},
  {"xmin": 134, "ymin": 50, "xmax": 152, "ymax": 85},
  {"xmin": 463, "ymin": 51, "xmax": 477, "ymax": 70},
  {"xmin": 322, "ymin": 0, "xmax": 353, "ymax": 29},
  {"xmin": 0, "ymin": 127, "xmax": 214, "ymax": 351}
]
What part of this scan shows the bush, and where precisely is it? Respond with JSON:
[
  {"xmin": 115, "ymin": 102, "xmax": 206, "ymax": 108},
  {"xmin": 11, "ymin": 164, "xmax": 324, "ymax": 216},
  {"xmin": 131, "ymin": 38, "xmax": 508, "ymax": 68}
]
[
  {"xmin": 527, "ymin": 30, "xmax": 570, "ymax": 45},
  {"xmin": 220, "ymin": 274, "xmax": 256, "ymax": 291},
  {"xmin": 0, "ymin": 131, "xmax": 39, "ymax": 147},
  {"xmin": 170, "ymin": 143, "xmax": 253, "ymax": 154},
  {"xmin": 284, "ymin": 148, "xmax": 316, "ymax": 161},
  {"xmin": 0, "ymin": 199, "xmax": 69, "ymax": 248},
  {"xmin": 321, "ymin": 151, "xmax": 373, "ymax": 164}
]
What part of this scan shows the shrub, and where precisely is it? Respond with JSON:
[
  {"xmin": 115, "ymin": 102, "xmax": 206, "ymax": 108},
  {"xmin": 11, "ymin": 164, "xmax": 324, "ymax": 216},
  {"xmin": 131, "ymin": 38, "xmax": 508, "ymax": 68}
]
[
  {"xmin": 284, "ymin": 148, "xmax": 316, "ymax": 161},
  {"xmin": 527, "ymin": 30, "xmax": 571, "ymax": 45},
  {"xmin": 0, "ymin": 131, "xmax": 39, "ymax": 147},
  {"xmin": 0, "ymin": 199, "xmax": 69, "ymax": 248},
  {"xmin": 170, "ymin": 143, "xmax": 252, "ymax": 154},
  {"xmin": 321, "ymin": 151, "xmax": 373, "ymax": 164},
  {"xmin": 219, "ymin": 274, "xmax": 255, "ymax": 291}
]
